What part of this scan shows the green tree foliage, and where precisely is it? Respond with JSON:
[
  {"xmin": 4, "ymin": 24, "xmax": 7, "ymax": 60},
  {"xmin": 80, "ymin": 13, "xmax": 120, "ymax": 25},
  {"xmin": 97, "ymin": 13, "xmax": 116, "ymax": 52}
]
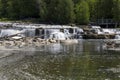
[
  {"xmin": 18, "ymin": 0, "xmax": 39, "ymax": 19},
  {"xmin": 46, "ymin": 0, "xmax": 74, "ymax": 24},
  {"xmin": 37, "ymin": 0, "xmax": 47, "ymax": 21},
  {"xmin": 4, "ymin": 0, "xmax": 39, "ymax": 19},
  {"xmin": 86, "ymin": 0, "xmax": 96, "ymax": 21},
  {"xmin": 75, "ymin": 1, "xmax": 90, "ymax": 24},
  {"xmin": 94, "ymin": 0, "xmax": 114, "ymax": 19},
  {"xmin": 113, "ymin": 0, "xmax": 120, "ymax": 22},
  {"xmin": 0, "ymin": 0, "xmax": 119, "ymax": 24},
  {"xmin": 7, "ymin": 0, "xmax": 20, "ymax": 18},
  {"xmin": 0, "ymin": 0, "xmax": 8, "ymax": 17}
]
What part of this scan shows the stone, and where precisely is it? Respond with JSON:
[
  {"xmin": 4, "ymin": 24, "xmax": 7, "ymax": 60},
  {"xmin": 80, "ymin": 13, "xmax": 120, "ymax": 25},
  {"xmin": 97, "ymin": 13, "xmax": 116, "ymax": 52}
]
[{"xmin": 49, "ymin": 39, "xmax": 56, "ymax": 43}]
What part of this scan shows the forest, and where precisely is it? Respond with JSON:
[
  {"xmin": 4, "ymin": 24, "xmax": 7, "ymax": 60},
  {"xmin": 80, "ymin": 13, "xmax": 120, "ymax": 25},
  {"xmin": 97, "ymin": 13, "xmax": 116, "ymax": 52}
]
[{"xmin": 0, "ymin": 0, "xmax": 120, "ymax": 25}]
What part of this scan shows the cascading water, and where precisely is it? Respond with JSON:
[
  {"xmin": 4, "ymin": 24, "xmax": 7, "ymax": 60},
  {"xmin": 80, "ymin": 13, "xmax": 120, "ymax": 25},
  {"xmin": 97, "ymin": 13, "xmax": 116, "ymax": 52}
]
[
  {"xmin": 0, "ymin": 29, "xmax": 21, "ymax": 37},
  {"xmin": 49, "ymin": 31, "xmax": 67, "ymax": 40},
  {"xmin": 23, "ymin": 29, "xmax": 35, "ymax": 37}
]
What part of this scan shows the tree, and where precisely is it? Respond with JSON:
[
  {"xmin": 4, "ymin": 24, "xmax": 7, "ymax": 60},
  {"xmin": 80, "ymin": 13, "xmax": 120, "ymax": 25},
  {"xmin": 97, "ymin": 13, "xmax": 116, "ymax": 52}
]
[
  {"xmin": 113, "ymin": 0, "xmax": 120, "ymax": 22},
  {"xmin": 7, "ymin": 0, "xmax": 20, "ymax": 19},
  {"xmin": 7, "ymin": 0, "xmax": 39, "ymax": 19},
  {"xmin": 94, "ymin": 0, "xmax": 114, "ymax": 19},
  {"xmin": 0, "ymin": 0, "xmax": 119, "ymax": 25},
  {"xmin": 19, "ymin": 0, "xmax": 39, "ymax": 19},
  {"xmin": 47, "ymin": 0, "xmax": 75, "ymax": 24},
  {"xmin": 86, "ymin": 0, "xmax": 96, "ymax": 21},
  {"xmin": 75, "ymin": 1, "xmax": 90, "ymax": 24},
  {"xmin": 0, "ymin": 0, "xmax": 8, "ymax": 17},
  {"xmin": 37, "ymin": 0, "xmax": 47, "ymax": 21}
]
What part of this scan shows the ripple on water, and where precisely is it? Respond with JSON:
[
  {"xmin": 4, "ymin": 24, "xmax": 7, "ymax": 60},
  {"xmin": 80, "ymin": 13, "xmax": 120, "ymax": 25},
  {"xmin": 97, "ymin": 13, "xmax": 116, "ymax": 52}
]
[{"xmin": 0, "ymin": 40, "xmax": 119, "ymax": 80}]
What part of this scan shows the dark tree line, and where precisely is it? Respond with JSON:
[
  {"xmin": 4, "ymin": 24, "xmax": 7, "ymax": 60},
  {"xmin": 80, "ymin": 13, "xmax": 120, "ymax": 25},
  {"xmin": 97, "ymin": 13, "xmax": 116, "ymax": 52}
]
[{"xmin": 0, "ymin": 0, "xmax": 120, "ymax": 24}]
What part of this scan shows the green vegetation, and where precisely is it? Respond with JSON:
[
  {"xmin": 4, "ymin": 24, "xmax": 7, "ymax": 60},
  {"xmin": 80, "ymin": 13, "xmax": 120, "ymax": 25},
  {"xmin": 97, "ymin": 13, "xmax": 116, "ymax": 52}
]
[
  {"xmin": 75, "ymin": 1, "xmax": 90, "ymax": 24},
  {"xmin": 0, "ymin": 0, "xmax": 119, "ymax": 24}
]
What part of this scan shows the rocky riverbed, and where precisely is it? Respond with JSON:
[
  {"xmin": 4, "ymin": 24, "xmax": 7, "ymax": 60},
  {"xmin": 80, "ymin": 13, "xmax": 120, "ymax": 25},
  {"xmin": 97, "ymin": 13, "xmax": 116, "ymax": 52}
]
[{"xmin": 0, "ymin": 37, "xmax": 60, "ymax": 48}]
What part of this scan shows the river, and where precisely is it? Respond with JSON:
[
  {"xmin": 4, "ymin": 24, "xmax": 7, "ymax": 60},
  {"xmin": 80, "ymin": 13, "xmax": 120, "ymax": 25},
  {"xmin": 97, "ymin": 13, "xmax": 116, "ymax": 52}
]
[{"xmin": 0, "ymin": 39, "xmax": 120, "ymax": 80}]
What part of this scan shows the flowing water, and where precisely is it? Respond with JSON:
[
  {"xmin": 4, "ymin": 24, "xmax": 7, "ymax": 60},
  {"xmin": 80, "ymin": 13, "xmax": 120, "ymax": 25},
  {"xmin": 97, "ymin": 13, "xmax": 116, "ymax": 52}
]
[{"xmin": 0, "ymin": 40, "xmax": 120, "ymax": 80}]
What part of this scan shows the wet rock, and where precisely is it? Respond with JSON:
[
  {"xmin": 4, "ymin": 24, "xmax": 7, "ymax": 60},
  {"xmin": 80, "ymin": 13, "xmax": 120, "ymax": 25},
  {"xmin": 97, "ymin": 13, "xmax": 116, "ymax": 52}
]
[
  {"xmin": 8, "ymin": 41, "xmax": 15, "ymax": 47},
  {"xmin": 45, "ymin": 39, "xmax": 51, "ymax": 44},
  {"xmin": 37, "ymin": 38, "xmax": 44, "ymax": 43},
  {"xmin": 24, "ymin": 38, "xmax": 33, "ymax": 44},
  {"xmin": 19, "ymin": 42, "xmax": 26, "ymax": 48},
  {"xmin": 14, "ymin": 41, "xmax": 22, "ymax": 47},
  {"xmin": 0, "ymin": 41, "xmax": 3, "ymax": 46},
  {"xmin": 0, "ymin": 36, "xmax": 79, "ymax": 48},
  {"xmin": 40, "ymin": 41, "xmax": 46, "ymax": 44},
  {"xmin": 3, "ymin": 41, "xmax": 15, "ymax": 47},
  {"xmin": 49, "ymin": 39, "xmax": 56, "ymax": 43},
  {"xmin": 33, "ymin": 41, "xmax": 40, "ymax": 47}
]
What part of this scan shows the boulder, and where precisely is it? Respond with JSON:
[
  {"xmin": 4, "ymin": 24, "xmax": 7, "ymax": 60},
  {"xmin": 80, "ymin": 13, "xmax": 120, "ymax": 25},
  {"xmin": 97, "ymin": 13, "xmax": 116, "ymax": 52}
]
[{"xmin": 49, "ymin": 39, "xmax": 56, "ymax": 43}]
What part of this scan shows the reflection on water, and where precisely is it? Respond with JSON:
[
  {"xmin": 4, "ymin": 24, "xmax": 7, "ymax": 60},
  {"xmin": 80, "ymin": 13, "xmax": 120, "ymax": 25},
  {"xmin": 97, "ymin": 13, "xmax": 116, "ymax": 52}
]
[{"xmin": 0, "ymin": 40, "xmax": 120, "ymax": 80}]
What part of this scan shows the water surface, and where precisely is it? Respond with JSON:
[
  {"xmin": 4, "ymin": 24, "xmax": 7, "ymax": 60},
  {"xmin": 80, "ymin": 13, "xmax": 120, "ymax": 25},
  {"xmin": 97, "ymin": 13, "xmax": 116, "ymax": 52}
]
[{"xmin": 0, "ymin": 40, "xmax": 120, "ymax": 80}]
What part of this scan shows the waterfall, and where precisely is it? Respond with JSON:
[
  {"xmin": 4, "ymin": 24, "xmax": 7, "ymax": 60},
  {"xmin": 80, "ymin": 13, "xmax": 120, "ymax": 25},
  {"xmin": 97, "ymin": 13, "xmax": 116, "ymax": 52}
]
[
  {"xmin": 0, "ymin": 29, "xmax": 21, "ymax": 37},
  {"xmin": 49, "ymin": 31, "xmax": 67, "ymax": 40},
  {"xmin": 23, "ymin": 29, "xmax": 35, "ymax": 37}
]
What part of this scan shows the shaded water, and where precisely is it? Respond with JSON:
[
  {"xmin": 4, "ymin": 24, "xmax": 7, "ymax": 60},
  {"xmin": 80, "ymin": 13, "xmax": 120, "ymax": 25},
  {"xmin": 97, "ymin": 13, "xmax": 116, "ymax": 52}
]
[{"xmin": 0, "ymin": 40, "xmax": 120, "ymax": 80}]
